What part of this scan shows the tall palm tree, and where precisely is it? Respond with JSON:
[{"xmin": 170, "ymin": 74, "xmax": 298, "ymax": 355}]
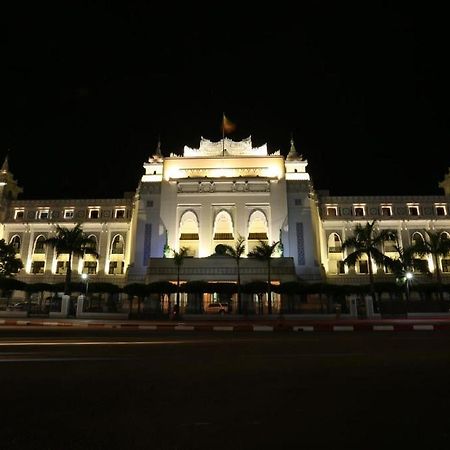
[
  {"xmin": 224, "ymin": 235, "xmax": 246, "ymax": 314},
  {"xmin": 412, "ymin": 229, "xmax": 450, "ymax": 300},
  {"xmin": 342, "ymin": 220, "xmax": 396, "ymax": 304},
  {"xmin": 44, "ymin": 223, "xmax": 98, "ymax": 294},
  {"xmin": 385, "ymin": 241, "xmax": 430, "ymax": 303},
  {"xmin": 0, "ymin": 238, "xmax": 23, "ymax": 277},
  {"xmin": 247, "ymin": 240, "xmax": 280, "ymax": 315},
  {"xmin": 172, "ymin": 246, "xmax": 188, "ymax": 315}
]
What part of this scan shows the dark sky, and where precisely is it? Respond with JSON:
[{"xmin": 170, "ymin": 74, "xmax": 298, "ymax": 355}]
[{"xmin": 2, "ymin": 4, "xmax": 449, "ymax": 200}]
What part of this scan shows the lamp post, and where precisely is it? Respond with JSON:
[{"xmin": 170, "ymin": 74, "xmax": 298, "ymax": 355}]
[
  {"xmin": 81, "ymin": 273, "xmax": 89, "ymax": 298},
  {"xmin": 405, "ymin": 271, "xmax": 413, "ymax": 313}
]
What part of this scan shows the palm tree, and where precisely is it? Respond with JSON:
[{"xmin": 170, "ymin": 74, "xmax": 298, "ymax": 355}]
[
  {"xmin": 247, "ymin": 240, "xmax": 280, "ymax": 315},
  {"xmin": 385, "ymin": 242, "xmax": 430, "ymax": 303},
  {"xmin": 0, "ymin": 238, "xmax": 23, "ymax": 277},
  {"xmin": 412, "ymin": 229, "xmax": 450, "ymax": 300},
  {"xmin": 172, "ymin": 246, "xmax": 188, "ymax": 316},
  {"xmin": 224, "ymin": 235, "xmax": 246, "ymax": 314},
  {"xmin": 44, "ymin": 223, "xmax": 98, "ymax": 295},
  {"xmin": 341, "ymin": 220, "xmax": 396, "ymax": 305}
]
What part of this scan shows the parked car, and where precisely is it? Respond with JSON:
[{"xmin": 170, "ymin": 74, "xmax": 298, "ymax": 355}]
[{"xmin": 205, "ymin": 302, "xmax": 229, "ymax": 314}]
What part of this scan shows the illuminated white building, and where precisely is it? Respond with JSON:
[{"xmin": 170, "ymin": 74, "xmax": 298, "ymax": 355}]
[{"xmin": 1, "ymin": 137, "xmax": 449, "ymax": 290}]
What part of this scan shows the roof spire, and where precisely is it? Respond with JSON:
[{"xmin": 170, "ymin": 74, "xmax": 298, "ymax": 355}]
[
  {"xmin": 287, "ymin": 133, "xmax": 301, "ymax": 160},
  {"xmin": 151, "ymin": 136, "xmax": 163, "ymax": 162},
  {"xmin": 1, "ymin": 151, "xmax": 10, "ymax": 173}
]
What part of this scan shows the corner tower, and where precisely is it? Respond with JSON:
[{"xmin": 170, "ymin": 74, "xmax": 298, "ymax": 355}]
[{"xmin": 283, "ymin": 138, "xmax": 322, "ymax": 280}]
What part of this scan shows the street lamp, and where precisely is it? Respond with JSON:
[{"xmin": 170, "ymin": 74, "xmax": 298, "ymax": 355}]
[
  {"xmin": 405, "ymin": 271, "xmax": 413, "ymax": 309},
  {"xmin": 81, "ymin": 273, "xmax": 89, "ymax": 298}
]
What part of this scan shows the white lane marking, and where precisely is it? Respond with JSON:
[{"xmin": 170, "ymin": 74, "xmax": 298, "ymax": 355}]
[
  {"xmin": 333, "ymin": 326, "xmax": 354, "ymax": 331},
  {"xmin": 373, "ymin": 325, "xmax": 395, "ymax": 331},
  {"xmin": 213, "ymin": 326, "xmax": 234, "ymax": 331},
  {"xmin": 0, "ymin": 357, "xmax": 121, "ymax": 363},
  {"xmin": 0, "ymin": 340, "xmax": 194, "ymax": 347},
  {"xmin": 293, "ymin": 326, "xmax": 314, "ymax": 332},
  {"xmin": 253, "ymin": 326, "xmax": 273, "ymax": 332},
  {"xmin": 413, "ymin": 324, "xmax": 434, "ymax": 331}
]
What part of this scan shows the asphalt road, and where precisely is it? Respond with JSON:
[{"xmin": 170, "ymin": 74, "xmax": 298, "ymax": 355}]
[{"xmin": 1, "ymin": 329, "xmax": 450, "ymax": 450}]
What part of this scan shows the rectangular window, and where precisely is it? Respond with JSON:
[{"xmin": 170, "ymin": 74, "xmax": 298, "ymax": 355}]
[
  {"xmin": 108, "ymin": 261, "xmax": 124, "ymax": 275},
  {"xmin": 381, "ymin": 206, "xmax": 392, "ymax": 216},
  {"xmin": 83, "ymin": 261, "xmax": 97, "ymax": 275},
  {"xmin": 37, "ymin": 210, "xmax": 50, "ymax": 220},
  {"xmin": 442, "ymin": 259, "xmax": 450, "ymax": 273},
  {"xmin": 326, "ymin": 207, "xmax": 338, "ymax": 216},
  {"xmin": 294, "ymin": 199, "xmax": 302, "ymax": 206},
  {"xmin": 89, "ymin": 209, "xmax": 100, "ymax": 219},
  {"xmin": 435, "ymin": 206, "xmax": 446, "ymax": 216},
  {"xmin": 115, "ymin": 208, "xmax": 125, "ymax": 218},
  {"xmin": 64, "ymin": 209, "xmax": 74, "ymax": 219},
  {"xmin": 408, "ymin": 205, "xmax": 420, "ymax": 216},
  {"xmin": 359, "ymin": 260, "xmax": 368, "ymax": 274},
  {"xmin": 146, "ymin": 200, "xmax": 153, "ymax": 208},
  {"xmin": 354, "ymin": 206, "xmax": 365, "ymax": 217},
  {"xmin": 14, "ymin": 210, "xmax": 24, "ymax": 219},
  {"xmin": 338, "ymin": 261, "xmax": 346, "ymax": 274},
  {"xmin": 31, "ymin": 261, "xmax": 45, "ymax": 274},
  {"xmin": 56, "ymin": 261, "xmax": 69, "ymax": 275}
]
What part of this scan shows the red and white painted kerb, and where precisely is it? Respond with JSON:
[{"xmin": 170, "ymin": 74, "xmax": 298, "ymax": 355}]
[{"xmin": 1, "ymin": 319, "xmax": 450, "ymax": 332}]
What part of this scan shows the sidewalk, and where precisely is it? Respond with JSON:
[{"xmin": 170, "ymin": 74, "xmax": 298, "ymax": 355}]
[{"xmin": 2, "ymin": 316, "xmax": 450, "ymax": 332}]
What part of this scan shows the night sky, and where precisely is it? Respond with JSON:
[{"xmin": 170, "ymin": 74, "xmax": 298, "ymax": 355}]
[{"xmin": 2, "ymin": 4, "xmax": 449, "ymax": 200}]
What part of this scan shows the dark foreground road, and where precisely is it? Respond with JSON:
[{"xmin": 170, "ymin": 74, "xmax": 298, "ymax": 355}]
[{"xmin": 1, "ymin": 329, "xmax": 450, "ymax": 450}]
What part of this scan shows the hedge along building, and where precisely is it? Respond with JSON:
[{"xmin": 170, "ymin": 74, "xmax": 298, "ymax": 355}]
[{"xmin": 1, "ymin": 137, "xmax": 449, "ymax": 306}]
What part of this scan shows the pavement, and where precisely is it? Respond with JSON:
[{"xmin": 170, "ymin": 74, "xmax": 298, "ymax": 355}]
[{"xmin": 2, "ymin": 316, "xmax": 450, "ymax": 332}]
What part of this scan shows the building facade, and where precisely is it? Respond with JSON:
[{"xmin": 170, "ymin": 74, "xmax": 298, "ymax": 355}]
[{"xmin": 1, "ymin": 137, "xmax": 450, "ymax": 292}]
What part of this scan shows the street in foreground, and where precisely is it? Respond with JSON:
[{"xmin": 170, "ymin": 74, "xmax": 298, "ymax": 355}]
[{"xmin": 1, "ymin": 329, "xmax": 450, "ymax": 450}]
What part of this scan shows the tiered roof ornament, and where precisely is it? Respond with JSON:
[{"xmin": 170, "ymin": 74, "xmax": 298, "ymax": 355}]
[{"xmin": 286, "ymin": 135, "xmax": 303, "ymax": 160}]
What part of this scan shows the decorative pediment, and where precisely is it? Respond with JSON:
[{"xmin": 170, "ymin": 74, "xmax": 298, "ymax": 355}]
[{"xmin": 183, "ymin": 136, "xmax": 268, "ymax": 157}]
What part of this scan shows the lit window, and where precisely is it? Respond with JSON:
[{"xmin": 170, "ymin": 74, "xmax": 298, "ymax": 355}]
[
  {"xmin": 14, "ymin": 210, "xmax": 24, "ymax": 219},
  {"xmin": 89, "ymin": 209, "xmax": 100, "ymax": 219},
  {"xmin": 408, "ymin": 205, "xmax": 420, "ymax": 216},
  {"xmin": 64, "ymin": 209, "xmax": 74, "ymax": 219},
  {"xmin": 37, "ymin": 210, "xmax": 50, "ymax": 220},
  {"xmin": 442, "ymin": 259, "xmax": 450, "ymax": 273},
  {"xmin": 381, "ymin": 206, "xmax": 392, "ymax": 216},
  {"xmin": 31, "ymin": 261, "xmax": 45, "ymax": 274},
  {"xmin": 115, "ymin": 208, "xmax": 125, "ymax": 219},
  {"xmin": 326, "ymin": 206, "xmax": 338, "ymax": 216},
  {"xmin": 83, "ymin": 261, "xmax": 97, "ymax": 274},
  {"xmin": 359, "ymin": 260, "xmax": 368, "ymax": 274}
]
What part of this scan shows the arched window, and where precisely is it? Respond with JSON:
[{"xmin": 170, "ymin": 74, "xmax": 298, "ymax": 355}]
[
  {"xmin": 111, "ymin": 235, "xmax": 125, "ymax": 255},
  {"xmin": 81, "ymin": 234, "xmax": 98, "ymax": 274},
  {"xmin": 108, "ymin": 234, "xmax": 125, "ymax": 275},
  {"xmin": 33, "ymin": 235, "xmax": 46, "ymax": 254},
  {"xmin": 179, "ymin": 210, "xmax": 199, "ymax": 241},
  {"xmin": 31, "ymin": 235, "xmax": 46, "ymax": 274},
  {"xmin": 9, "ymin": 235, "xmax": 21, "ymax": 253},
  {"xmin": 178, "ymin": 210, "xmax": 199, "ymax": 256},
  {"xmin": 213, "ymin": 210, "xmax": 234, "ymax": 240},
  {"xmin": 248, "ymin": 210, "xmax": 268, "ymax": 241},
  {"xmin": 411, "ymin": 232, "xmax": 425, "ymax": 246},
  {"xmin": 327, "ymin": 233, "xmax": 342, "ymax": 253}
]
